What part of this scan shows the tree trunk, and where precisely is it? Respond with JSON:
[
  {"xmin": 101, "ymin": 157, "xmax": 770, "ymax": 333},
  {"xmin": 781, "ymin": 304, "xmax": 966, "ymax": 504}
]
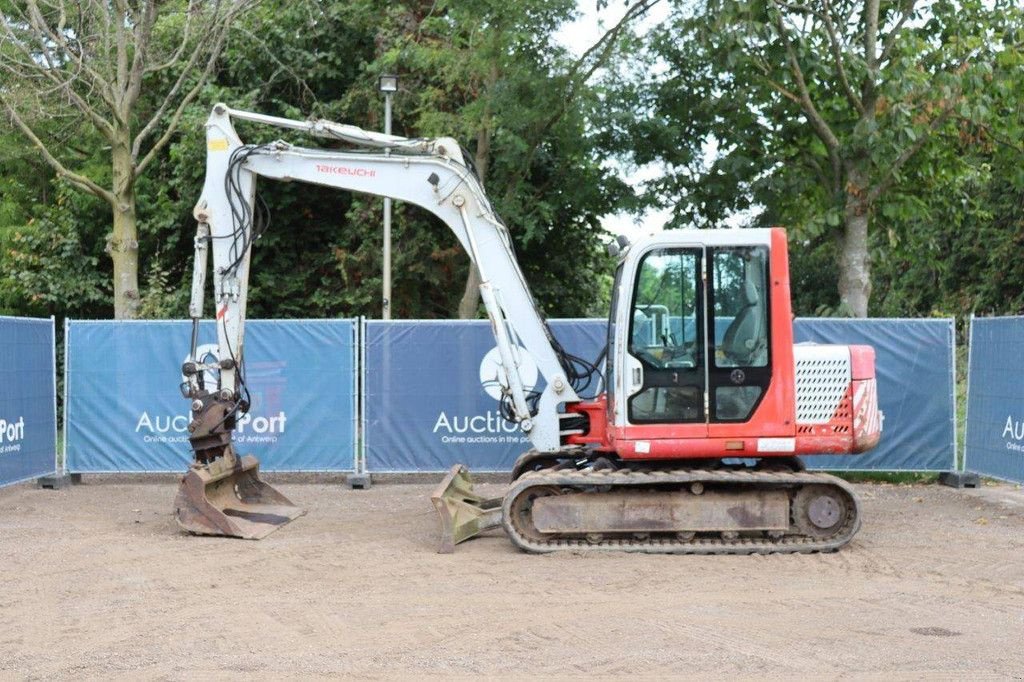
[
  {"xmin": 457, "ymin": 265, "xmax": 483, "ymax": 319},
  {"xmin": 108, "ymin": 133, "xmax": 140, "ymax": 319},
  {"xmin": 838, "ymin": 168, "xmax": 872, "ymax": 317},
  {"xmin": 457, "ymin": 105, "xmax": 494, "ymax": 320}
]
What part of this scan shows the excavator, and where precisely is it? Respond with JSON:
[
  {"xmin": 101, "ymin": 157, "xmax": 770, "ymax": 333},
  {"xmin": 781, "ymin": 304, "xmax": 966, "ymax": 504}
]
[{"xmin": 175, "ymin": 103, "xmax": 882, "ymax": 553}]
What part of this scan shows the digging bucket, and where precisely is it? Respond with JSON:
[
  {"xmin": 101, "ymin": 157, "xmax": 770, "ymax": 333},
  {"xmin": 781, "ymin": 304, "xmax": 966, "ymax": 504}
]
[
  {"xmin": 174, "ymin": 453, "xmax": 305, "ymax": 540},
  {"xmin": 431, "ymin": 464, "xmax": 503, "ymax": 553}
]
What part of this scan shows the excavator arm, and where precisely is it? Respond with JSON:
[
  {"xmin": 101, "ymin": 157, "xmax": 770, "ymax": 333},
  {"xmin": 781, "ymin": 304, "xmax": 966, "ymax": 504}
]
[{"xmin": 175, "ymin": 104, "xmax": 585, "ymax": 538}]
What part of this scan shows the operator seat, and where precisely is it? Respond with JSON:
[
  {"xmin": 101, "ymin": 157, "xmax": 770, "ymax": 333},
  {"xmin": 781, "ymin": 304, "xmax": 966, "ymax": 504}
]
[{"xmin": 720, "ymin": 279, "xmax": 764, "ymax": 366}]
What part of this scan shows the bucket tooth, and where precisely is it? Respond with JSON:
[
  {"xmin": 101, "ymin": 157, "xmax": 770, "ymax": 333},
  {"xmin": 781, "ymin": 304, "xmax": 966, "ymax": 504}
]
[
  {"xmin": 174, "ymin": 453, "xmax": 305, "ymax": 540},
  {"xmin": 431, "ymin": 464, "xmax": 502, "ymax": 553}
]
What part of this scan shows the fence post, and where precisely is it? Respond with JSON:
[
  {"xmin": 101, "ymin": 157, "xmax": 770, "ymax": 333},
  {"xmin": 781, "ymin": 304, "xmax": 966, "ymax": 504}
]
[
  {"xmin": 38, "ymin": 317, "xmax": 79, "ymax": 490},
  {"xmin": 939, "ymin": 314, "xmax": 979, "ymax": 488},
  {"xmin": 347, "ymin": 316, "xmax": 371, "ymax": 489},
  {"xmin": 51, "ymin": 315, "xmax": 59, "ymax": 476}
]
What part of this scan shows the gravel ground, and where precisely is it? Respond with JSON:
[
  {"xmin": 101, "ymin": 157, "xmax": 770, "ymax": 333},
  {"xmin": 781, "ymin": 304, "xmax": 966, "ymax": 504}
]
[{"xmin": 0, "ymin": 476, "xmax": 1022, "ymax": 679}]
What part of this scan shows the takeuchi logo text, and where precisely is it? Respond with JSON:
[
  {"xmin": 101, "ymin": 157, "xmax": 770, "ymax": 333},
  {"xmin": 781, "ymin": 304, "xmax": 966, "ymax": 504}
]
[{"xmin": 316, "ymin": 164, "xmax": 376, "ymax": 178}]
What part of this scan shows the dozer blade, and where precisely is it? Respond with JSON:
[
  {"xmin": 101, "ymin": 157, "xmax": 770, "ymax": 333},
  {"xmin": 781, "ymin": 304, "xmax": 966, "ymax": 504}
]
[
  {"xmin": 174, "ymin": 454, "xmax": 306, "ymax": 540},
  {"xmin": 431, "ymin": 464, "xmax": 503, "ymax": 553}
]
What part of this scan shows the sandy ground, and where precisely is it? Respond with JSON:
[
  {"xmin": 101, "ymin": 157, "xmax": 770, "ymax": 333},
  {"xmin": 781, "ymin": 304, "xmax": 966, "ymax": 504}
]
[{"xmin": 1, "ymin": 476, "xmax": 1023, "ymax": 680}]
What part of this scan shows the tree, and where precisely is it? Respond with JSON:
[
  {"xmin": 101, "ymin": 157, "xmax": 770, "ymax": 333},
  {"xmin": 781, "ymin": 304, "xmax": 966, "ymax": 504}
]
[
  {"xmin": 630, "ymin": 0, "xmax": 1022, "ymax": 315},
  {"xmin": 0, "ymin": 0, "xmax": 646, "ymax": 322},
  {"xmin": 871, "ymin": 91, "xmax": 1024, "ymax": 320},
  {"xmin": 358, "ymin": 0, "xmax": 656, "ymax": 318},
  {"xmin": 0, "ymin": 0, "xmax": 248, "ymax": 318}
]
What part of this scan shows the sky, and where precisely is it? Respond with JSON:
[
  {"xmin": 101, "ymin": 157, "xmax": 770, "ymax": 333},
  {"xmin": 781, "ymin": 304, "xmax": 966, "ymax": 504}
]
[{"xmin": 555, "ymin": 1, "xmax": 675, "ymax": 243}]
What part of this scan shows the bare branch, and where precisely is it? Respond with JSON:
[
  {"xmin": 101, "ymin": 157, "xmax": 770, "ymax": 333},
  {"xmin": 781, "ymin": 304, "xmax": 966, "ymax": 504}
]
[
  {"xmin": 232, "ymin": 22, "xmax": 319, "ymax": 104},
  {"xmin": 752, "ymin": 57, "xmax": 802, "ymax": 104},
  {"xmin": 821, "ymin": 0, "xmax": 864, "ymax": 114},
  {"xmin": 0, "ymin": 93, "xmax": 115, "ymax": 205},
  {"xmin": 0, "ymin": 12, "xmax": 116, "ymax": 140},
  {"xmin": 25, "ymin": 0, "xmax": 120, "ymax": 112},
  {"xmin": 880, "ymin": 1, "xmax": 917, "ymax": 64},
  {"xmin": 133, "ymin": 1, "xmax": 245, "ymax": 161},
  {"xmin": 864, "ymin": 0, "xmax": 880, "ymax": 73},
  {"xmin": 866, "ymin": 102, "xmax": 956, "ymax": 203},
  {"xmin": 565, "ymin": 0, "xmax": 659, "ymax": 88},
  {"xmin": 860, "ymin": 0, "xmax": 881, "ymax": 111},
  {"xmin": 135, "ymin": 11, "xmax": 237, "ymax": 173},
  {"xmin": 770, "ymin": 4, "xmax": 841, "ymax": 150},
  {"xmin": 124, "ymin": 1, "xmax": 158, "ymax": 112},
  {"xmin": 769, "ymin": 0, "xmax": 843, "ymax": 189},
  {"xmin": 113, "ymin": 0, "xmax": 129, "ymax": 99},
  {"xmin": 502, "ymin": 0, "xmax": 661, "ymax": 199},
  {"xmin": 775, "ymin": 2, "xmax": 827, "ymax": 22},
  {"xmin": 764, "ymin": 77, "xmax": 803, "ymax": 105},
  {"xmin": 144, "ymin": 1, "xmax": 197, "ymax": 74}
]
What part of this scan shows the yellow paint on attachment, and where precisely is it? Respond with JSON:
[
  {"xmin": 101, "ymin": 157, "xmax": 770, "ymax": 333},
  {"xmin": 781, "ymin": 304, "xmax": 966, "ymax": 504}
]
[{"xmin": 207, "ymin": 138, "xmax": 229, "ymax": 151}]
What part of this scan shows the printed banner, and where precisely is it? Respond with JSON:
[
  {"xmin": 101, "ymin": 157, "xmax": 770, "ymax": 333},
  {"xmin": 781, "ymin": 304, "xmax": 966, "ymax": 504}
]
[
  {"xmin": 364, "ymin": 318, "xmax": 955, "ymax": 473},
  {"xmin": 795, "ymin": 318, "xmax": 955, "ymax": 471},
  {"xmin": 65, "ymin": 320, "xmax": 356, "ymax": 472},
  {"xmin": 965, "ymin": 317, "xmax": 1024, "ymax": 483},
  {"xmin": 364, "ymin": 320, "xmax": 605, "ymax": 472},
  {"xmin": 0, "ymin": 317, "xmax": 57, "ymax": 487}
]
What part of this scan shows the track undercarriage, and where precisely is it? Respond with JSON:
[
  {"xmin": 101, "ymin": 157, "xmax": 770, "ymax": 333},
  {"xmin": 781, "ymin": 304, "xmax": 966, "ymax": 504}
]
[{"xmin": 433, "ymin": 452, "xmax": 861, "ymax": 555}]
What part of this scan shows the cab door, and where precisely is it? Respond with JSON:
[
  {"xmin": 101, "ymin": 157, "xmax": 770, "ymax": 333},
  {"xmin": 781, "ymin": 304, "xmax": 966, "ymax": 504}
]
[
  {"xmin": 624, "ymin": 246, "xmax": 708, "ymax": 435},
  {"xmin": 706, "ymin": 246, "xmax": 772, "ymax": 434}
]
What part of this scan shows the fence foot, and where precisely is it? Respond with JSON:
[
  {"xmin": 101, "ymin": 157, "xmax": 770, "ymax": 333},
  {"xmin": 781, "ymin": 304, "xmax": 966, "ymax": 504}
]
[
  {"xmin": 37, "ymin": 473, "xmax": 81, "ymax": 490},
  {"xmin": 346, "ymin": 472, "xmax": 372, "ymax": 490},
  {"xmin": 938, "ymin": 471, "xmax": 980, "ymax": 489}
]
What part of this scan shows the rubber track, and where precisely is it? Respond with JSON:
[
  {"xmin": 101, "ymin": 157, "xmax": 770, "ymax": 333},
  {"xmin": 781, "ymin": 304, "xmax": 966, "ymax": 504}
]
[{"xmin": 501, "ymin": 467, "xmax": 862, "ymax": 555}]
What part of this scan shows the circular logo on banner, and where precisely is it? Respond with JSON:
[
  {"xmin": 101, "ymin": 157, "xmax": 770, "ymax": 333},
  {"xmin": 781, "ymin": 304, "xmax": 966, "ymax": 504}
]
[{"xmin": 479, "ymin": 346, "xmax": 538, "ymax": 400}]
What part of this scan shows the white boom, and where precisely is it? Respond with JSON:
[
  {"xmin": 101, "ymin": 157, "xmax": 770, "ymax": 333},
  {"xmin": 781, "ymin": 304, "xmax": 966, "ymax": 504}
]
[{"xmin": 185, "ymin": 103, "xmax": 581, "ymax": 453}]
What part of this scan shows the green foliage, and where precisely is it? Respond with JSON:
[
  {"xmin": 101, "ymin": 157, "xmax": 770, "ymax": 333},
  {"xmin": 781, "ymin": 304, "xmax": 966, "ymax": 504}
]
[
  {"xmin": 621, "ymin": 0, "xmax": 1024, "ymax": 316},
  {"xmin": 3, "ymin": 0, "xmax": 1020, "ymax": 328},
  {"xmin": 137, "ymin": 253, "xmax": 186, "ymax": 320},
  {"xmin": 872, "ymin": 132, "xmax": 1024, "ymax": 320},
  {"xmin": 0, "ymin": 0, "xmax": 636, "ymax": 322},
  {"xmin": 344, "ymin": 0, "xmax": 629, "ymax": 318},
  {"xmin": 635, "ymin": 250, "xmax": 697, "ymax": 317},
  {"xmin": 0, "ymin": 188, "xmax": 109, "ymax": 318}
]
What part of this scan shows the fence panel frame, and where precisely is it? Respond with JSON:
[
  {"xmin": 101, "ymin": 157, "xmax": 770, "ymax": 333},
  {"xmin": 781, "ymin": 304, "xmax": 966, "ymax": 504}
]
[
  {"xmin": 64, "ymin": 318, "xmax": 359, "ymax": 473},
  {"xmin": 794, "ymin": 317, "xmax": 956, "ymax": 473},
  {"xmin": 0, "ymin": 315, "xmax": 58, "ymax": 488},
  {"xmin": 963, "ymin": 315, "xmax": 1024, "ymax": 483},
  {"xmin": 362, "ymin": 318, "xmax": 604, "ymax": 473},
  {"xmin": 363, "ymin": 317, "xmax": 957, "ymax": 474}
]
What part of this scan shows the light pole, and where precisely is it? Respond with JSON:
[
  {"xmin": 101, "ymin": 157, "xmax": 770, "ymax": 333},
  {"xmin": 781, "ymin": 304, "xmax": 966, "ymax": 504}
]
[{"xmin": 378, "ymin": 74, "xmax": 398, "ymax": 320}]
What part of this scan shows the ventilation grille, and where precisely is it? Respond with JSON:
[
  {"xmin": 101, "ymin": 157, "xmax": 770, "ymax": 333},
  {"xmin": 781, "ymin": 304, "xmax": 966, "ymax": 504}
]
[{"xmin": 794, "ymin": 347, "xmax": 852, "ymax": 424}]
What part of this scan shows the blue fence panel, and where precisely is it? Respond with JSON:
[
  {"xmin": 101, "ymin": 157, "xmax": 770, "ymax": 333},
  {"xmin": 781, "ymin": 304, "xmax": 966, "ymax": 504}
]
[
  {"xmin": 0, "ymin": 317, "xmax": 57, "ymax": 487},
  {"xmin": 795, "ymin": 318, "xmax": 955, "ymax": 471},
  {"xmin": 365, "ymin": 317, "xmax": 954, "ymax": 473},
  {"xmin": 364, "ymin": 320, "xmax": 605, "ymax": 472},
  {"xmin": 66, "ymin": 319, "xmax": 356, "ymax": 473},
  {"xmin": 965, "ymin": 317, "xmax": 1024, "ymax": 483}
]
